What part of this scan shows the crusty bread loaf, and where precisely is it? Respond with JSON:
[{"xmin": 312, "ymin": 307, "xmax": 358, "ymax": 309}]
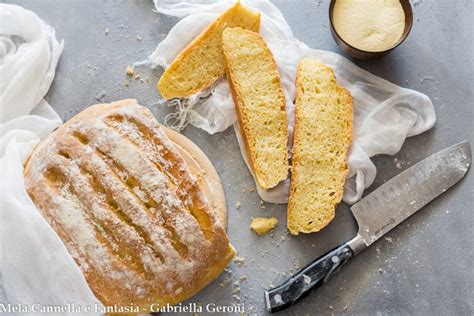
[
  {"xmin": 24, "ymin": 99, "xmax": 235, "ymax": 312},
  {"xmin": 157, "ymin": 2, "xmax": 260, "ymax": 99},
  {"xmin": 222, "ymin": 27, "xmax": 289, "ymax": 189},
  {"xmin": 288, "ymin": 59, "xmax": 353, "ymax": 235}
]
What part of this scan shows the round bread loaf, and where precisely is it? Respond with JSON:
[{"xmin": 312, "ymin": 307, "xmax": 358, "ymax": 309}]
[{"xmin": 23, "ymin": 99, "xmax": 235, "ymax": 312}]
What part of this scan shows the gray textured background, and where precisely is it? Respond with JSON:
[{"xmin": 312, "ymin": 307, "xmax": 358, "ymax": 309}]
[{"xmin": 3, "ymin": 0, "xmax": 473, "ymax": 315}]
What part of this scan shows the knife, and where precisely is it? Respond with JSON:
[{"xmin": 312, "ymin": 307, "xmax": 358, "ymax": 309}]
[{"xmin": 265, "ymin": 141, "xmax": 471, "ymax": 313}]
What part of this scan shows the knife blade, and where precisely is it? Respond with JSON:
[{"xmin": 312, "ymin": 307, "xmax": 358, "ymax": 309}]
[
  {"xmin": 350, "ymin": 140, "xmax": 471, "ymax": 250},
  {"xmin": 265, "ymin": 141, "xmax": 471, "ymax": 313}
]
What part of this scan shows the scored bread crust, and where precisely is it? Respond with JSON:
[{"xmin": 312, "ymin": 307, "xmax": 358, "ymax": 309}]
[
  {"xmin": 23, "ymin": 99, "xmax": 235, "ymax": 311},
  {"xmin": 157, "ymin": 2, "xmax": 261, "ymax": 99},
  {"xmin": 223, "ymin": 27, "xmax": 289, "ymax": 189},
  {"xmin": 288, "ymin": 59, "xmax": 353, "ymax": 235},
  {"xmin": 163, "ymin": 127, "xmax": 227, "ymax": 227}
]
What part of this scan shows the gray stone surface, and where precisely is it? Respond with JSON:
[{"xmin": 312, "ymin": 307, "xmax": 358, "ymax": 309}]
[{"xmin": 3, "ymin": 0, "xmax": 473, "ymax": 315}]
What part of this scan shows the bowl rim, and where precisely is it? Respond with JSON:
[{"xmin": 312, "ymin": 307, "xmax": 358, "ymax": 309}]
[{"xmin": 328, "ymin": 0, "xmax": 414, "ymax": 55}]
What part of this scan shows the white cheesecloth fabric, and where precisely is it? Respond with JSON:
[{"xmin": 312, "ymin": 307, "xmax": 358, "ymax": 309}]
[
  {"xmin": 150, "ymin": 0, "xmax": 436, "ymax": 205},
  {"xmin": 0, "ymin": 4, "xmax": 102, "ymax": 314}
]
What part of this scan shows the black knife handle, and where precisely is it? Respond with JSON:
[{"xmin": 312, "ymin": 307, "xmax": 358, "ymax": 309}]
[{"xmin": 264, "ymin": 242, "xmax": 354, "ymax": 313}]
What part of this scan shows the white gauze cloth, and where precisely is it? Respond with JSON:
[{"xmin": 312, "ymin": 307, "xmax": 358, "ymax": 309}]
[
  {"xmin": 150, "ymin": 0, "xmax": 436, "ymax": 205},
  {"xmin": 0, "ymin": 4, "xmax": 101, "ymax": 314}
]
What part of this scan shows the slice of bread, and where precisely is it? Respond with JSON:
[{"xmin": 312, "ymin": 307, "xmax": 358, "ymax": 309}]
[
  {"xmin": 288, "ymin": 59, "xmax": 353, "ymax": 235},
  {"xmin": 222, "ymin": 27, "xmax": 289, "ymax": 189},
  {"xmin": 157, "ymin": 3, "xmax": 260, "ymax": 99}
]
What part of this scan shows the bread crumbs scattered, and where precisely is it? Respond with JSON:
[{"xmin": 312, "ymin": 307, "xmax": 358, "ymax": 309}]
[
  {"xmin": 235, "ymin": 201, "xmax": 241, "ymax": 209},
  {"xmin": 234, "ymin": 256, "xmax": 246, "ymax": 266},
  {"xmin": 136, "ymin": 34, "xmax": 143, "ymax": 41},
  {"xmin": 394, "ymin": 158, "xmax": 403, "ymax": 169},
  {"xmin": 134, "ymin": 74, "xmax": 141, "ymax": 80},
  {"xmin": 242, "ymin": 186, "xmax": 255, "ymax": 193},
  {"xmin": 218, "ymin": 277, "xmax": 231, "ymax": 287},
  {"xmin": 104, "ymin": 28, "xmax": 109, "ymax": 35},
  {"xmin": 126, "ymin": 66, "xmax": 134, "ymax": 76},
  {"xmin": 240, "ymin": 275, "xmax": 247, "ymax": 282},
  {"xmin": 292, "ymin": 257, "xmax": 301, "ymax": 269}
]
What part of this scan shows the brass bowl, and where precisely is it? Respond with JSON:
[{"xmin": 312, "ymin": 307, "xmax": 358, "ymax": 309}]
[{"xmin": 329, "ymin": 0, "xmax": 413, "ymax": 59}]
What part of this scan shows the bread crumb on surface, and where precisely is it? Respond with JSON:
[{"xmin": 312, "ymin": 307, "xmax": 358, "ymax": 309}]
[
  {"xmin": 242, "ymin": 186, "xmax": 255, "ymax": 193},
  {"xmin": 218, "ymin": 277, "xmax": 231, "ymax": 287},
  {"xmin": 235, "ymin": 201, "xmax": 241, "ymax": 209},
  {"xmin": 250, "ymin": 217, "xmax": 278, "ymax": 235},
  {"xmin": 134, "ymin": 74, "xmax": 141, "ymax": 80},
  {"xmin": 234, "ymin": 256, "xmax": 246, "ymax": 266},
  {"xmin": 126, "ymin": 66, "xmax": 134, "ymax": 76},
  {"xmin": 105, "ymin": 28, "xmax": 109, "ymax": 35},
  {"xmin": 136, "ymin": 34, "xmax": 143, "ymax": 41}
]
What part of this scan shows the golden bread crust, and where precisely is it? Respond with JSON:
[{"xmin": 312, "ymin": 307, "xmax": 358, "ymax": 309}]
[
  {"xmin": 163, "ymin": 127, "xmax": 227, "ymax": 227},
  {"xmin": 23, "ymin": 99, "xmax": 235, "ymax": 311},
  {"xmin": 157, "ymin": 2, "xmax": 260, "ymax": 99}
]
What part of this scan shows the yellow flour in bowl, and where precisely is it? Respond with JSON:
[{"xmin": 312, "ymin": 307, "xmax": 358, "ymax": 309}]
[{"xmin": 333, "ymin": 0, "xmax": 405, "ymax": 52}]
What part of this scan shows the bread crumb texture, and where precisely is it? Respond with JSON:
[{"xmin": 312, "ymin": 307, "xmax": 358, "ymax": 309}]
[
  {"xmin": 288, "ymin": 59, "xmax": 353, "ymax": 235},
  {"xmin": 223, "ymin": 27, "xmax": 289, "ymax": 189},
  {"xmin": 157, "ymin": 2, "xmax": 260, "ymax": 99},
  {"xmin": 250, "ymin": 217, "xmax": 278, "ymax": 235}
]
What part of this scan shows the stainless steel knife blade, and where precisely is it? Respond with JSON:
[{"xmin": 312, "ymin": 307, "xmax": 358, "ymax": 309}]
[
  {"xmin": 265, "ymin": 142, "xmax": 471, "ymax": 313},
  {"xmin": 351, "ymin": 141, "xmax": 471, "ymax": 248}
]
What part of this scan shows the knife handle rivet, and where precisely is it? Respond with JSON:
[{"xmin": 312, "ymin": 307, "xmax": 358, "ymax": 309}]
[
  {"xmin": 331, "ymin": 256, "xmax": 339, "ymax": 263},
  {"xmin": 273, "ymin": 294, "xmax": 282, "ymax": 303}
]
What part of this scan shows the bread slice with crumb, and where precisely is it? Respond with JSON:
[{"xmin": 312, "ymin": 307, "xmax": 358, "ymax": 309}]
[
  {"xmin": 157, "ymin": 2, "xmax": 260, "ymax": 99},
  {"xmin": 222, "ymin": 27, "xmax": 289, "ymax": 189},
  {"xmin": 288, "ymin": 59, "xmax": 353, "ymax": 235}
]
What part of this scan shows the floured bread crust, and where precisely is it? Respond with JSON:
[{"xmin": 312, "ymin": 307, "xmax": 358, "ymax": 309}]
[
  {"xmin": 23, "ymin": 99, "xmax": 235, "ymax": 311},
  {"xmin": 163, "ymin": 127, "xmax": 227, "ymax": 228}
]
